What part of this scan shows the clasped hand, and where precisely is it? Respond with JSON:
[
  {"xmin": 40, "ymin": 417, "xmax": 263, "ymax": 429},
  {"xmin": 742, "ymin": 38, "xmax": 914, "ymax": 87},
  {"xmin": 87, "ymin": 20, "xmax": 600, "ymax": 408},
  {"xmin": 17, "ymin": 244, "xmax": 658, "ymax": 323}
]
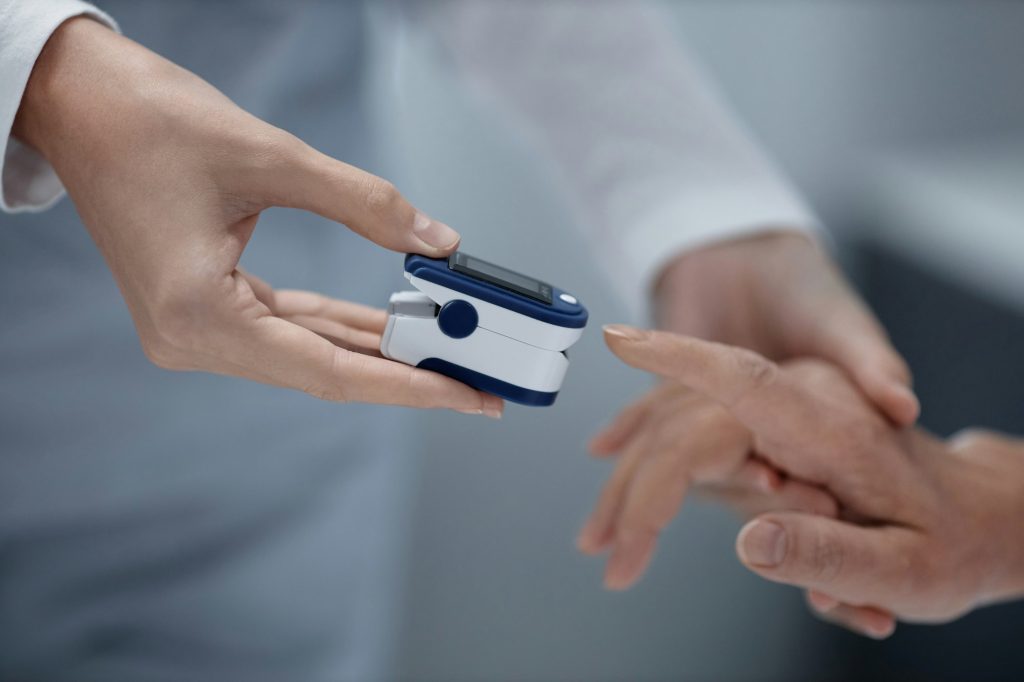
[{"xmin": 581, "ymin": 325, "xmax": 1024, "ymax": 638}]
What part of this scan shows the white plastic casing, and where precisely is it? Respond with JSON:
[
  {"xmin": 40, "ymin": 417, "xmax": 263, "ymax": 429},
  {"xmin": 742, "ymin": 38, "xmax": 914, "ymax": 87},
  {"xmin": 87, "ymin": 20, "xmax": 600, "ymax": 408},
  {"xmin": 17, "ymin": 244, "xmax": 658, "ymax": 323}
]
[{"xmin": 380, "ymin": 271, "xmax": 584, "ymax": 393}]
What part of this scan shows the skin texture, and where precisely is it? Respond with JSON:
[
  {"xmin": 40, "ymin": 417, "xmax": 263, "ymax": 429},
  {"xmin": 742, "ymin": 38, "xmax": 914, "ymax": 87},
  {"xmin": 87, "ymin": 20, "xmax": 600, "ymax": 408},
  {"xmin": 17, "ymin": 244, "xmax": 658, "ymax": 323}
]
[
  {"xmin": 593, "ymin": 325, "xmax": 1024, "ymax": 639},
  {"xmin": 12, "ymin": 17, "xmax": 503, "ymax": 417}
]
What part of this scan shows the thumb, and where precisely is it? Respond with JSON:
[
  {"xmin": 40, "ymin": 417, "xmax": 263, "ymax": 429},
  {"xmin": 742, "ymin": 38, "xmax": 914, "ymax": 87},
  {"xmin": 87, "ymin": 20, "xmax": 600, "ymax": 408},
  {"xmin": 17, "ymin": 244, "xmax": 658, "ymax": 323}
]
[
  {"xmin": 260, "ymin": 139, "xmax": 461, "ymax": 256},
  {"xmin": 808, "ymin": 305, "xmax": 919, "ymax": 426},
  {"xmin": 736, "ymin": 513, "xmax": 916, "ymax": 608}
]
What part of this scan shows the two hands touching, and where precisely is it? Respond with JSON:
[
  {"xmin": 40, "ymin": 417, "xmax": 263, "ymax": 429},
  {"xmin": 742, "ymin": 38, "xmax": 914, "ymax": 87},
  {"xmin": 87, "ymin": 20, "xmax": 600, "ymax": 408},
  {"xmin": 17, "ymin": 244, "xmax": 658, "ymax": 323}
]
[{"xmin": 580, "ymin": 241, "xmax": 1024, "ymax": 638}]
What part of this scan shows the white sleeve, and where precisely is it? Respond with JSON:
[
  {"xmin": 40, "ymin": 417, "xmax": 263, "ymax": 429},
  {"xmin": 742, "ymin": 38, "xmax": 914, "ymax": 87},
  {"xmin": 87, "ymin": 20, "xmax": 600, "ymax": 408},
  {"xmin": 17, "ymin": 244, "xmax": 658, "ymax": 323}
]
[
  {"xmin": 413, "ymin": 1, "xmax": 821, "ymax": 313},
  {"xmin": 0, "ymin": 0, "xmax": 117, "ymax": 214}
]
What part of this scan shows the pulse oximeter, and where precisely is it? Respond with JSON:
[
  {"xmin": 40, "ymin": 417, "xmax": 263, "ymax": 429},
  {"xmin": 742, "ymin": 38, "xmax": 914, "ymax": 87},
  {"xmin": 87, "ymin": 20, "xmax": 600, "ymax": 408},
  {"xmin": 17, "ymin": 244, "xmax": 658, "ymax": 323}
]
[{"xmin": 380, "ymin": 251, "xmax": 588, "ymax": 406}]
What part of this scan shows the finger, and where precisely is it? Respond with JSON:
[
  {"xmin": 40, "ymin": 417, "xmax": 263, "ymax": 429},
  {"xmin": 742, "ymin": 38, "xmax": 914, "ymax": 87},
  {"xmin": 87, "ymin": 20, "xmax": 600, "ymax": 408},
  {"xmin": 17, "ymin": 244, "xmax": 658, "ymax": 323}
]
[
  {"xmin": 723, "ymin": 458, "xmax": 783, "ymax": 494},
  {"xmin": 603, "ymin": 325, "xmax": 784, "ymax": 408},
  {"xmin": 233, "ymin": 314, "xmax": 503, "ymax": 416},
  {"xmin": 281, "ymin": 314, "xmax": 383, "ymax": 356},
  {"xmin": 698, "ymin": 475, "xmax": 839, "ymax": 519},
  {"xmin": 603, "ymin": 406, "xmax": 754, "ymax": 589},
  {"xmin": 805, "ymin": 591, "xmax": 897, "ymax": 639},
  {"xmin": 735, "ymin": 512, "xmax": 916, "ymax": 606},
  {"xmin": 271, "ymin": 144, "xmax": 460, "ymax": 256},
  {"xmin": 273, "ymin": 290, "xmax": 388, "ymax": 334},
  {"xmin": 589, "ymin": 395, "xmax": 656, "ymax": 457},
  {"xmin": 602, "ymin": 326, "xmax": 823, "ymax": 451},
  {"xmin": 807, "ymin": 589, "xmax": 840, "ymax": 612},
  {"xmin": 577, "ymin": 429, "xmax": 655, "ymax": 555},
  {"xmin": 810, "ymin": 308, "xmax": 919, "ymax": 426},
  {"xmin": 602, "ymin": 446, "xmax": 692, "ymax": 590},
  {"xmin": 237, "ymin": 268, "xmax": 276, "ymax": 310}
]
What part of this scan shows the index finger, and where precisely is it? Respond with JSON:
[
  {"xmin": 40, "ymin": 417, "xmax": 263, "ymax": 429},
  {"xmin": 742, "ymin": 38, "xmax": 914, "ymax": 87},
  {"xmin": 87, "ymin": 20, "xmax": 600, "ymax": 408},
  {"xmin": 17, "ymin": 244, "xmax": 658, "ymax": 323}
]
[{"xmin": 602, "ymin": 325, "xmax": 799, "ymax": 427}]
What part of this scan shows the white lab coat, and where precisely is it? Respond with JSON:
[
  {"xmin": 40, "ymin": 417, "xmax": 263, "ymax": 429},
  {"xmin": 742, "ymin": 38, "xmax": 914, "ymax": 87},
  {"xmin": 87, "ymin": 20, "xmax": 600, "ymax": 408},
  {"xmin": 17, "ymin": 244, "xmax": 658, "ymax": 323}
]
[{"xmin": 0, "ymin": 1, "xmax": 817, "ymax": 679}]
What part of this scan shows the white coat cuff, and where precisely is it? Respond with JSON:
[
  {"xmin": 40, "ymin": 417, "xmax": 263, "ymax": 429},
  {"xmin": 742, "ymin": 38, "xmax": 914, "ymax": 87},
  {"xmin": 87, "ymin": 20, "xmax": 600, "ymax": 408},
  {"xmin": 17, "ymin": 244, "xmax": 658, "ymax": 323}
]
[
  {"xmin": 1, "ymin": 0, "xmax": 118, "ymax": 213},
  {"xmin": 615, "ymin": 186, "xmax": 823, "ymax": 319}
]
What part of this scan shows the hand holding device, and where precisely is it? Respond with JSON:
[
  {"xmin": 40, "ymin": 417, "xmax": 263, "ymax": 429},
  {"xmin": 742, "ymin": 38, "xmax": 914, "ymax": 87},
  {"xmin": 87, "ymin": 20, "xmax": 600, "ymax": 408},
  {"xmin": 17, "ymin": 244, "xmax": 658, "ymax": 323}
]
[
  {"xmin": 597, "ymin": 325, "xmax": 1024, "ymax": 638},
  {"xmin": 13, "ymin": 17, "xmax": 502, "ymax": 415}
]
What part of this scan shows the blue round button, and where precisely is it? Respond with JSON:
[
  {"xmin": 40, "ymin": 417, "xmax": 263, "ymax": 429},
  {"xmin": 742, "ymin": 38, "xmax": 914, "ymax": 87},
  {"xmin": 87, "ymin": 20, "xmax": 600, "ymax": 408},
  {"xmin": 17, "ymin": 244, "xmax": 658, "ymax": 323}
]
[{"xmin": 437, "ymin": 300, "xmax": 478, "ymax": 339}]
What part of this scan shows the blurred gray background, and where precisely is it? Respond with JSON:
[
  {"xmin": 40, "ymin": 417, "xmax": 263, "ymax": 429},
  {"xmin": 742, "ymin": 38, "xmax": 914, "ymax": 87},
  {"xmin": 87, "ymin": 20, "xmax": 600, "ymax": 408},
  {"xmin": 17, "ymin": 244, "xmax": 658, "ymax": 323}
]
[{"xmin": 374, "ymin": 2, "xmax": 1024, "ymax": 680}]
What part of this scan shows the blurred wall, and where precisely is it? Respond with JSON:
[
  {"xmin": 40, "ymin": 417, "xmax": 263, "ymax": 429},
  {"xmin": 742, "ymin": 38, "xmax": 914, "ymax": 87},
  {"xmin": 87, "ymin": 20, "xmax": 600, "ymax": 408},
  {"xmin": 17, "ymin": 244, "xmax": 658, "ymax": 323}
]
[{"xmin": 371, "ymin": 2, "xmax": 1024, "ymax": 680}]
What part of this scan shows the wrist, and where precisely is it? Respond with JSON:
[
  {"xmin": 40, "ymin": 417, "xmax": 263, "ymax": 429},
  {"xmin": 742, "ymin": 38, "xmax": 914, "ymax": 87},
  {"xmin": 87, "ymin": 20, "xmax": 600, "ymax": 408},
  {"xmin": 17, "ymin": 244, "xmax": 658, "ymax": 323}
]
[
  {"xmin": 947, "ymin": 433, "xmax": 1024, "ymax": 606},
  {"xmin": 12, "ymin": 16, "xmax": 129, "ymax": 163},
  {"xmin": 652, "ymin": 229, "xmax": 818, "ymax": 333}
]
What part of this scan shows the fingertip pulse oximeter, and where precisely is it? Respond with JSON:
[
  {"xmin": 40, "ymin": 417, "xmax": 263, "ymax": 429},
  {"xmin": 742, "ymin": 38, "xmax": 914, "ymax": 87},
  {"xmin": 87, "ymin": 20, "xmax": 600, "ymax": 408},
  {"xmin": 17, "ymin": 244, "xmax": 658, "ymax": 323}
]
[{"xmin": 380, "ymin": 252, "xmax": 588, "ymax": 406}]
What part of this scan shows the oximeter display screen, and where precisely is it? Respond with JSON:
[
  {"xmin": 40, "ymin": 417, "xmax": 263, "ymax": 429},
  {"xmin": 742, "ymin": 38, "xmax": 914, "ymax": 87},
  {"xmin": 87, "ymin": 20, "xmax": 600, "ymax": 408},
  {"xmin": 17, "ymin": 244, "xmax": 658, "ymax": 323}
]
[{"xmin": 449, "ymin": 252, "xmax": 553, "ymax": 304}]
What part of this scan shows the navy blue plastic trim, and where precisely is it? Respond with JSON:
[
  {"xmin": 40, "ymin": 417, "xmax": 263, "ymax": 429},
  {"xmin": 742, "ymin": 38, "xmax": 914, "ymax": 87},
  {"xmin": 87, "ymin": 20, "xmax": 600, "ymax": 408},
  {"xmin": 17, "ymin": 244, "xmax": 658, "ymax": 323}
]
[
  {"xmin": 437, "ymin": 300, "xmax": 478, "ymax": 339},
  {"xmin": 405, "ymin": 254, "xmax": 588, "ymax": 329},
  {"xmin": 417, "ymin": 358, "xmax": 559, "ymax": 407}
]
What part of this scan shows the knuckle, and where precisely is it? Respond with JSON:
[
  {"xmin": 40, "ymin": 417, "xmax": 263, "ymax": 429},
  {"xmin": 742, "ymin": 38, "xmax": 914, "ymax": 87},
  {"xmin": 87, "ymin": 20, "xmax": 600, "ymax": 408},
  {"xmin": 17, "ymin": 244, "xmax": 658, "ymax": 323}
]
[
  {"xmin": 835, "ymin": 417, "xmax": 889, "ymax": 467},
  {"xmin": 734, "ymin": 349, "xmax": 778, "ymax": 391},
  {"xmin": 307, "ymin": 350, "xmax": 353, "ymax": 403},
  {"xmin": 805, "ymin": 525, "xmax": 845, "ymax": 584},
  {"xmin": 362, "ymin": 178, "xmax": 401, "ymax": 217}
]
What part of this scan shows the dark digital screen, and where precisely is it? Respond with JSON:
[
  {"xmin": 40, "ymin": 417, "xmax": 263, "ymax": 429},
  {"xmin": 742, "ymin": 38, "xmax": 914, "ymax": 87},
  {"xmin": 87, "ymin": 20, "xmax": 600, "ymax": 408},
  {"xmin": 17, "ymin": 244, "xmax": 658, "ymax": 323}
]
[{"xmin": 449, "ymin": 252, "xmax": 553, "ymax": 304}]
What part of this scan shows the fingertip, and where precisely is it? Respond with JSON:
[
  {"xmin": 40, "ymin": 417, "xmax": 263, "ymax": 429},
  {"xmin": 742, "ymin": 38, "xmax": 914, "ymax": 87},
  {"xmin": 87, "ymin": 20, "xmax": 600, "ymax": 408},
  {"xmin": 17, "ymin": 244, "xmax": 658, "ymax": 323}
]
[
  {"xmin": 602, "ymin": 325, "xmax": 651, "ymax": 359},
  {"xmin": 480, "ymin": 393, "xmax": 504, "ymax": 420},
  {"xmin": 807, "ymin": 590, "xmax": 840, "ymax": 613},
  {"xmin": 411, "ymin": 212, "xmax": 461, "ymax": 254},
  {"xmin": 860, "ymin": 373, "xmax": 919, "ymax": 426},
  {"xmin": 602, "ymin": 556, "xmax": 639, "ymax": 592},
  {"xmin": 588, "ymin": 430, "xmax": 625, "ymax": 457},
  {"xmin": 603, "ymin": 534, "xmax": 654, "ymax": 590},
  {"xmin": 588, "ymin": 431, "xmax": 613, "ymax": 455},
  {"xmin": 863, "ymin": 615, "xmax": 897, "ymax": 640},
  {"xmin": 576, "ymin": 523, "xmax": 611, "ymax": 555},
  {"xmin": 887, "ymin": 384, "xmax": 920, "ymax": 426}
]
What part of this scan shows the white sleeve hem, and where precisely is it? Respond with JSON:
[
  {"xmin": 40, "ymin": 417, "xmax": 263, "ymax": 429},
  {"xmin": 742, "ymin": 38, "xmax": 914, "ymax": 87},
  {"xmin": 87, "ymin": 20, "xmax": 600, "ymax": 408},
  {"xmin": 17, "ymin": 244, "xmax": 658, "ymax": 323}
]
[
  {"xmin": 0, "ymin": 0, "xmax": 119, "ymax": 213},
  {"xmin": 613, "ymin": 187, "xmax": 823, "ymax": 320}
]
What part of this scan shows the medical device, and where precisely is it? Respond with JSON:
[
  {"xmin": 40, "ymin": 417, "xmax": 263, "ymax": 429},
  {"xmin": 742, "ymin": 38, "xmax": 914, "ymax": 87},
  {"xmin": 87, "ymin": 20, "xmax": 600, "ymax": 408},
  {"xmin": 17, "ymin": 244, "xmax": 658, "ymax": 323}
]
[{"xmin": 381, "ymin": 252, "xmax": 588, "ymax": 406}]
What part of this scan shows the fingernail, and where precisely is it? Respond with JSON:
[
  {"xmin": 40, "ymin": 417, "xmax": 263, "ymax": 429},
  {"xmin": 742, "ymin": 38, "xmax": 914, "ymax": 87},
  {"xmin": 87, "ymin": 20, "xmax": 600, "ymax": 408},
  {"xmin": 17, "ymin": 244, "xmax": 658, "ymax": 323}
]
[
  {"xmin": 808, "ymin": 591, "xmax": 840, "ymax": 613},
  {"xmin": 756, "ymin": 469, "xmax": 781, "ymax": 493},
  {"xmin": 482, "ymin": 401, "xmax": 503, "ymax": 420},
  {"xmin": 413, "ymin": 212, "xmax": 460, "ymax": 250},
  {"xmin": 577, "ymin": 520, "xmax": 608, "ymax": 555},
  {"xmin": 604, "ymin": 535, "xmax": 647, "ymax": 591},
  {"xmin": 456, "ymin": 408, "xmax": 483, "ymax": 416},
  {"xmin": 864, "ymin": 619, "xmax": 896, "ymax": 640},
  {"xmin": 738, "ymin": 520, "xmax": 787, "ymax": 568},
  {"xmin": 603, "ymin": 324, "xmax": 647, "ymax": 342},
  {"xmin": 891, "ymin": 384, "xmax": 921, "ymax": 422}
]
